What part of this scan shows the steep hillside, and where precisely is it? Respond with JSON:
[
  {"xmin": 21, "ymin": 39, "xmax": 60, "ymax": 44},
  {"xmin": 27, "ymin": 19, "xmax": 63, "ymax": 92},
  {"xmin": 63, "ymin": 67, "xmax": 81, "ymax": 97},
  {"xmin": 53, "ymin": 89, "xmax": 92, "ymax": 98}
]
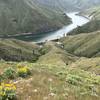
[
  {"xmin": 0, "ymin": 0, "xmax": 100, "ymax": 37},
  {"xmin": 80, "ymin": 6, "xmax": 100, "ymax": 20},
  {"xmin": 68, "ymin": 6, "xmax": 100, "ymax": 35},
  {"xmin": 0, "ymin": 0, "xmax": 70, "ymax": 37},
  {"xmin": 68, "ymin": 20, "xmax": 100, "ymax": 35},
  {"xmin": 0, "ymin": 39, "xmax": 40, "ymax": 61},
  {"xmin": 33, "ymin": 0, "xmax": 100, "ymax": 11},
  {"xmin": 60, "ymin": 32, "xmax": 100, "ymax": 58},
  {"xmin": 64, "ymin": 0, "xmax": 100, "ymax": 11}
]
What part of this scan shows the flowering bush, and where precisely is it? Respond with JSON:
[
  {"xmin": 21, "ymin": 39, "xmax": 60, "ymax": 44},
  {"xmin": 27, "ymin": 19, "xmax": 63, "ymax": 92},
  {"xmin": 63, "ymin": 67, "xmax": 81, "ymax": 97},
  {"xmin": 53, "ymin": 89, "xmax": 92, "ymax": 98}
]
[
  {"xmin": 0, "ymin": 83, "xmax": 16, "ymax": 100},
  {"xmin": 17, "ymin": 66, "xmax": 31, "ymax": 78}
]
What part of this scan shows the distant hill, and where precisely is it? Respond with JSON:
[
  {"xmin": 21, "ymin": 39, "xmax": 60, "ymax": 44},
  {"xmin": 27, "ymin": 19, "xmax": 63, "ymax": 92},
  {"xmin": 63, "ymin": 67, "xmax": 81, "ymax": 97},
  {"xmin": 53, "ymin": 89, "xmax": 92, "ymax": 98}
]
[
  {"xmin": 0, "ymin": 0, "xmax": 70, "ymax": 37},
  {"xmin": 33, "ymin": 0, "xmax": 100, "ymax": 11},
  {"xmin": 68, "ymin": 6, "xmax": 100, "ymax": 35},
  {"xmin": 0, "ymin": 0, "xmax": 100, "ymax": 37},
  {"xmin": 79, "ymin": 6, "xmax": 100, "ymax": 20},
  {"xmin": 68, "ymin": 20, "xmax": 100, "ymax": 35}
]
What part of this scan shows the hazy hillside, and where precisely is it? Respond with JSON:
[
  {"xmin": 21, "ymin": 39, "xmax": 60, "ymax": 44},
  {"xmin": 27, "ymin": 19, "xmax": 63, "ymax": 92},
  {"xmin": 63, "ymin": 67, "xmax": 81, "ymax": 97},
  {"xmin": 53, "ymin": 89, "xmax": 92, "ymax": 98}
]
[
  {"xmin": 33, "ymin": 0, "xmax": 100, "ymax": 11},
  {"xmin": 68, "ymin": 6, "xmax": 100, "ymax": 35},
  {"xmin": 0, "ymin": 0, "xmax": 100, "ymax": 37},
  {"xmin": 64, "ymin": 0, "xmax": 100, "ymax": 11},
  {"xmin": 80, "ymin": 6, "xmax": 100, "ymax": 20},
  {"xmin": 68, "ymin": 20, "xmax": 100, "ymax": 35},
  {"xmin": 0, "ymin": 0, "xmax": 70, "ymax": 36}
]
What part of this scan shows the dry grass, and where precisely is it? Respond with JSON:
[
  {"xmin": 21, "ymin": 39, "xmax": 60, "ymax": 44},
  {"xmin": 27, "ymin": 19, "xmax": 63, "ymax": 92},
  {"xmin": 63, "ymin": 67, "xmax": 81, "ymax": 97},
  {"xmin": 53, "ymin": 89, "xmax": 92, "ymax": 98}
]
[{"xmin": 69, "ymin": 57, "xmax": 100, "ymax": 75}]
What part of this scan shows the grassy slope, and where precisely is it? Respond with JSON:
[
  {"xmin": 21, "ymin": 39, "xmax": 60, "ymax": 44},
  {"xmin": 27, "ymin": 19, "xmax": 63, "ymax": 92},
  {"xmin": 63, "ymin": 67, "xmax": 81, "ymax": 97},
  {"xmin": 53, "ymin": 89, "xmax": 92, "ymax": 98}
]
[
  {"xmin": 37, "ymin": 41, "xmax": 78, "ymax": 66},
  {"xmin": 60, "ymin": 32, "xmax": 100, "ymax": 58},
  {"xmin": 0, "ymin": 57, "xmax": 100, "ymax": 100},
  {"xmin": 0, "ymin": 30, "xmax": 100, "ymax": 62},
  {"xmin": 69, "ymin": 57, "xmax": 100, "ymax": 75},
  {"xmin": 0, "ymin": 38, "xmax": 78, "ymax": 64},
  {"xmin": 0, "ymin": 0, "xmax": 71, "ymax": 36},
  {"xmin": 0, "ymin": 39, "xmax": 39, "ymax": 61},
  {"xmin": 0, "ymin": 31, "xmax": 100, "ymax": 62}
]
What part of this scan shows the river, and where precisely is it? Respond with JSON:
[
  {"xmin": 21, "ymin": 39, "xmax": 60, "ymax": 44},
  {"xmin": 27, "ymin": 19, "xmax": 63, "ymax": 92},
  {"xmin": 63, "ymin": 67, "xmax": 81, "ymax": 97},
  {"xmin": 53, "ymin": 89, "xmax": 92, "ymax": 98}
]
[
  {"xmin": 9, "ymin": 12, "xmax": 90, "ymax": 43},
  {"xmin": 35, "ymin": 12, "xmax": 90, "ymax": 43}
]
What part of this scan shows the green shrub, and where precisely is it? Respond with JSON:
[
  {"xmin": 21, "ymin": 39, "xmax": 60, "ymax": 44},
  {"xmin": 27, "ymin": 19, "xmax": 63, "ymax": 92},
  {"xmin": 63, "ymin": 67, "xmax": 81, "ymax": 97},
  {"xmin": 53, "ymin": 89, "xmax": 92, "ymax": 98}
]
[
  {"xmin": 3, "ymin": 67, "xmax": 16, "ymax": 79},
  {"xmin": 66, "ymin": 74, "xmax": 82, "ymax": 85}
]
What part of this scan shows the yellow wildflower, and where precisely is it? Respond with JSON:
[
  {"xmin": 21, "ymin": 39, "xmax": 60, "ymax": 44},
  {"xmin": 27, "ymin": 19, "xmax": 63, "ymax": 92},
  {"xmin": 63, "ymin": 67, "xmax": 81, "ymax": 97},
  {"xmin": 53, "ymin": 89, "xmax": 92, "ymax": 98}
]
[
  {"xmin": 5, "ymin": 84, "xmax": 12, "ymax": 87},
  {"xmin": 4, "ymin": 84, "xmax": 16, "ymax": 90},
  {"xmin": 0, "ymin": 86, "xmax": 2, "ymax": 90},
  {"xmin": 0, "ymin": 91, "xmax": 5, "ymax": 96}
]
